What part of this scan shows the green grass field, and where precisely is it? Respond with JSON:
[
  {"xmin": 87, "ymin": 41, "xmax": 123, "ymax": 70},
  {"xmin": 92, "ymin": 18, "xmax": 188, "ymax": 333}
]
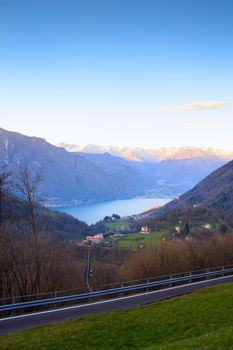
[
  {"xmin": 105, "ymin": 220, "xmax": 130, "ymax": 229},
  {"xmin": 1, "ymin": 283, "xmax": 233, "ymax": 349},
  {"xmin": 117, "ymin": 231, "xmax": 165, "ymax": 248},
  {"xmin": 109, "ymin": 230, "xmax": 167, "ymax": 249}
]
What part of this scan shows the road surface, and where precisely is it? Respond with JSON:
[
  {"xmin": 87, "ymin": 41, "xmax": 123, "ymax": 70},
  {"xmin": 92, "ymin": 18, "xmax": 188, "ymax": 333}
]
[{"xmin": 1, "ymin": 274, "xmax": 233, "ymax": 336}]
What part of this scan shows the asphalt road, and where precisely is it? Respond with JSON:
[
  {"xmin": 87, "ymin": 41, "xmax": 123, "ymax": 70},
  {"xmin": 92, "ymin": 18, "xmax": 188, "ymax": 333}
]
[{"xmin": 1, "ymin": 274, "xmax": 233, "ymax": 336}]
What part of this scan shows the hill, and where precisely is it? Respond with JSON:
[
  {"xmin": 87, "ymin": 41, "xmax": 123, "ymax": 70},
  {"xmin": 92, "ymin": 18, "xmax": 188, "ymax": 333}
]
[
  {"xmin": 77, "ymin": 152, "xmax": 228, "ymax": 194},
  {"xmin": 3, "ymin": 195, "xmax": 90, "ymax": 240},
  {"xmin": 1, "ymin": 283, "xmax": 233, "ymax": 349},
  {"xmin": 143, "ymin": 160, "xmax": 233, "ymax": 226},
  {"xmin": 74, "ymin": 151, "xmax": 158, "ymax": 197}
]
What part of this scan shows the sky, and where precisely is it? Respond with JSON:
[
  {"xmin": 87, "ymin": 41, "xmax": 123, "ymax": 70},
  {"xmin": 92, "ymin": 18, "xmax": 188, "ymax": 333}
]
[{"xmin": 0, "ymin": 0, "xmax": 232, "ymax": 149}]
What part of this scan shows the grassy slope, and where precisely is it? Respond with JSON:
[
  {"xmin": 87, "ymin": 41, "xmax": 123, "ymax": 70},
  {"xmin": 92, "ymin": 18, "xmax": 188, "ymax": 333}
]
[
  {"xmin": 1, "ymin": 283, "xmax": 233, "ymax": 349},
  {"xmin": 105, "ymin": 220, "xmax": 130, "ymax": 229},
  {"xmin": 116, "ymin": 230, "xmax": 166, "ymax": 248},
  {"xmin": 107, "ymin": 229, "xmax": 169, "ymax": 249},
  {"xmin": 105, "ymin": 218, "xmax": 220, "ymax": 249}
]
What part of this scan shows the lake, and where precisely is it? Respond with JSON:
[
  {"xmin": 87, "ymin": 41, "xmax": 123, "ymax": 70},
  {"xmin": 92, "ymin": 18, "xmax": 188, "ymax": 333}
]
[{"xmin": 54, "ymin": 198, "xmax": 171, "ymax": 224}]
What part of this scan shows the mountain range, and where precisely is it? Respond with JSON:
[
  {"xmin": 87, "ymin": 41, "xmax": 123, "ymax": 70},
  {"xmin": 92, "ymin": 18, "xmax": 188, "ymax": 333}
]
[
  {"xmin": 0, "ymin": 128, "xmax": 159, "ymax": 205},
  {"xmin": 0, "ymin": 127, "xmax": 231, "ymax": 206},
  {"xmin": 59, "ymin": 142, "xmax": 232, "ymax": 200},
  {"xmin": 59, "ymin": 143, "xmax": 233, "ymax": 163}
]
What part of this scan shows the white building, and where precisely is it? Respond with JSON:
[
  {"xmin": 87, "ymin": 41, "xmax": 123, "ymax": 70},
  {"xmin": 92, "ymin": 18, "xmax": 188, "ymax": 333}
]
[
  {"xmin": 140, "ymin": 226, "xmax": 150, "ymax": 234},
  {"xmin": 86, "ymin": 233, "xmax": 104, "ymax": 244}
]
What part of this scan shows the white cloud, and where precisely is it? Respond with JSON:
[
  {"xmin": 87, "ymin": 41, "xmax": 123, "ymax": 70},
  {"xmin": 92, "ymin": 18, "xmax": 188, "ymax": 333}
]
[{"xmin": 175, "ymin": 101, "xmax": 227, "ymax": 112}]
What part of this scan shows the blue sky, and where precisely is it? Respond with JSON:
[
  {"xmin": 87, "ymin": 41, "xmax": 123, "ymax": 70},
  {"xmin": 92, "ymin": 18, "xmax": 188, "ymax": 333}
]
[{"xmin": 0, "ymin": 0, "xmax": 232, "ymax": 148}]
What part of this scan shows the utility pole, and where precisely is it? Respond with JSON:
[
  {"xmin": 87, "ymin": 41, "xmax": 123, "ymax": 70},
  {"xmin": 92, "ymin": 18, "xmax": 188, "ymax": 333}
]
[{"xmin": 86, "ymin": 244, "xmax": 93, "ymax": 292}]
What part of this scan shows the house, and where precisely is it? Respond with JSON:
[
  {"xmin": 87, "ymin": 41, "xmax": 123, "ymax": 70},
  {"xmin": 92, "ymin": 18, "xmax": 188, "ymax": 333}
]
[
  {"xmin": 85, "ymin": 233, "xmax": 104, "ymax": 244},
  {"xmin": 203, "ymin": 223, "xmax": 211, "ymax": 230},
  {"xmin": 113, "ymin": 233, "xmax": 123, "ymax": 237},
  {"xmin": 140, "ymin": 226, "xmax": 150, "ymax": 234}
]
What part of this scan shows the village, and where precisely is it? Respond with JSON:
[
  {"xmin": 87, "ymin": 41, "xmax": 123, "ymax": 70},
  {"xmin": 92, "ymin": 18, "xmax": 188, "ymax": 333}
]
[{"xmin": 83, "ymin": 222, "xmax": 151, "ymax": 248}]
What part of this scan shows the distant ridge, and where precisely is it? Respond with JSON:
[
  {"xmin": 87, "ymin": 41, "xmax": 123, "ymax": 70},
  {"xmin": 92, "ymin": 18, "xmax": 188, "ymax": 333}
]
[{"xmin": 58, "ymin": 143, "xmax": 233, "ymax": 163}]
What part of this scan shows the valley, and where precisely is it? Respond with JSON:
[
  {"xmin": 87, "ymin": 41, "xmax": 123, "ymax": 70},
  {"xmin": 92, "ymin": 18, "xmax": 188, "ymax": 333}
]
[
  {"xmin": 1, "ymin": 1, "xmax": 233, "ymax": 348},
  {"xmin": 1, "ymin": 130, "xmax": 233, "ymax": 345},
  {"xmin": 0, "ymin": 127, "xmax": 230, "ymax": 207}
]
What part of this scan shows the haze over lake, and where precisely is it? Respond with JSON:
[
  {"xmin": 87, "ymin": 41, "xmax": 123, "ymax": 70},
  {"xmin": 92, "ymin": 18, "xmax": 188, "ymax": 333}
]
[{"xmin": 54, "ymin": 198, "xmax": 171, "ymax": 224}]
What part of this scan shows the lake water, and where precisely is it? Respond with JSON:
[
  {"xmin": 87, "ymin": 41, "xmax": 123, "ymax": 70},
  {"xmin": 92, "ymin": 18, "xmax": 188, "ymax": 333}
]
[{"xmin": 54, "ymin": 198, "xmax": 171, "ymax": 224}]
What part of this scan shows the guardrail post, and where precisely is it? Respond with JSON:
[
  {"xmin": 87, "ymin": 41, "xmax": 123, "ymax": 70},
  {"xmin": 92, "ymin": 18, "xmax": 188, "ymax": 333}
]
[
  {"xmin": 146, "ymin": 279, "xmax": 149, "ymax": 292},
  {"xmin": 206, "ymin": 269, "xmax": 209, "ymax": 280},
  {"xmin": 222, "ymin": 267, "xmax": 225, "ymax": 277},
  {"xmin": 120, "ymin": 283, "xmax": 124, "ymax": 297},
  {"xmin": 189, "ymin": 272, "xmax": 192, "ymax": 283},
  {"xmin": 11, "ymin": 297, "xmax": 15, "ymax": 315},
  {"xmin": 169, "ymin": 275, "xmax": 172, "ymax": 288},
  {"xmin": 54, "ymin": 292, "xmax": 57, "ymax": 309},
  {"xmin": 89, "ymin": 288, "xmax": 93, "ymax": 303}
]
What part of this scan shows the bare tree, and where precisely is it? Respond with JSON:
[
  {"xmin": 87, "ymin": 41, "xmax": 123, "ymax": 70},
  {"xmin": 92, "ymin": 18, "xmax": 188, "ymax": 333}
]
[
  {"xmin": 17, "ymin": 165, "xmax": 43, "ymax": 238},
  {"xmin": 0, "ymin": 166, "xmax": 13, "ymax": 299},
  {"xmin": 16, "ymin": 165, "xmax": 44, "ymax": 293},
  {"xmin": 0, "ymin": 166, "xmax": 12, "ymax": 229}
]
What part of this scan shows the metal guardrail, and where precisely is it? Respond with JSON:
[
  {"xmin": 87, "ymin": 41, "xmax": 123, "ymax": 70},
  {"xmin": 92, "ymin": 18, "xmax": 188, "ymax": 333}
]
[
  {"xmin": 1, "ymin": 264, "xmax": 230, "ymax": 305},
  {"xmin": 1, "ymin": 265, "xmax": 233, "ymax": 315}
]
